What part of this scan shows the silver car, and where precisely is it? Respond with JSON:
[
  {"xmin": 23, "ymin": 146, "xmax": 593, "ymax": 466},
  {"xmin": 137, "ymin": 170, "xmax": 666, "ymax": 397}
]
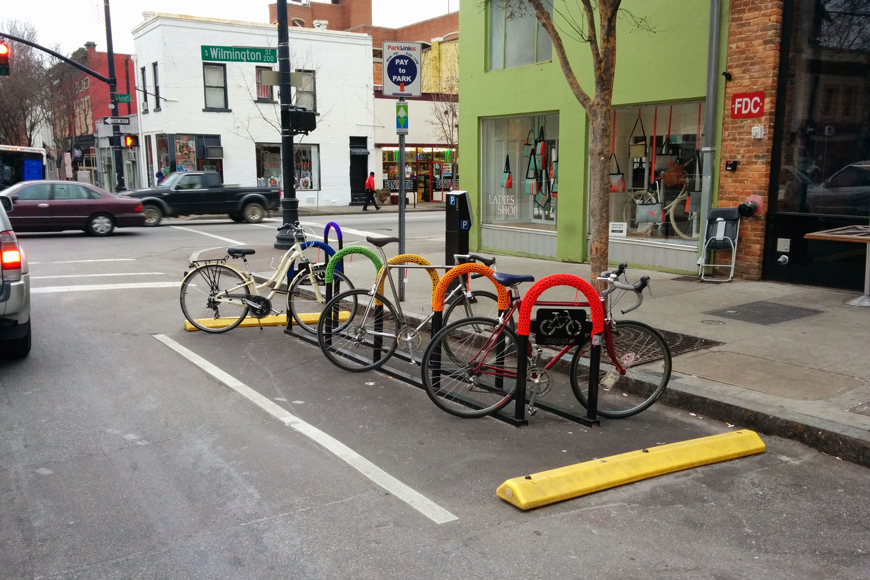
[{"xmin": 0, "ymin": 196, "xmax": 31, "ymax": 358}]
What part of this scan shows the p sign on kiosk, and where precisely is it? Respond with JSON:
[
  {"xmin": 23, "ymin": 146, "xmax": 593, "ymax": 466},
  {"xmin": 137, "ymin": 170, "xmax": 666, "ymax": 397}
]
[{"xmin": 382, "ymin": 42, "xmax": 422, "ymax": 98}]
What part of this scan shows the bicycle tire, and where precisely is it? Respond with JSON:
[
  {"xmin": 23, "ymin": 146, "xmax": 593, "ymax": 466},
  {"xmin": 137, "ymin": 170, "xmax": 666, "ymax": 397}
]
[
  {"xmin": 317, "ymin": 288, "xmax": 400, "ymax": 373},
  {"xmin": 668, "ymin": 190, "xmax": 698, "ymax": 240},
  {"xmin": 443, "ymin": 290, "xmax": 516, "ymax": 332},
  {"xmin": 569, "ymin": 320, "xmax": 671, "ymax": 418},
  {"xmin": 421, "ymin": 317, "xmax": 519, "ymax": 418},
  {"xmin": 287, "ymin": 267, "xmax": 355, "ymax": 334},
  {"xmin": 180, "ymin": 264, "xmax": 251, "ymax": 333},
  {"xmin": 622, "ymin": 190, "xmax": 656, "ymax": 235}
]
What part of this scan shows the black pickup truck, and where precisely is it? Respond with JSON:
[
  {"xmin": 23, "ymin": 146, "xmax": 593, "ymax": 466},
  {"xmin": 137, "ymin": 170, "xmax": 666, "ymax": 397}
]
[{"xmin": 124, "ymin": 171, "xmax": 280, "ymax": 226}]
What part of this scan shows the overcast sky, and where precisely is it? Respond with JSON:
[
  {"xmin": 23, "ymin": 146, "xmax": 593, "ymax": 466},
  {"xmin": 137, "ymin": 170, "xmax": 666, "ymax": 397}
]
[{"xmin": 3, "ymin": 0, "xmax": 459, "ymax": 55}]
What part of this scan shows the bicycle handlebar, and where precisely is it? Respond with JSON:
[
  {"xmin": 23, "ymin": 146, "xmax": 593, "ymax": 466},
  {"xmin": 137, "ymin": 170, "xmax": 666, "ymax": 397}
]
[{"xmin": 612, "ymin": 276, "xmax": 650, "ymax": 314}]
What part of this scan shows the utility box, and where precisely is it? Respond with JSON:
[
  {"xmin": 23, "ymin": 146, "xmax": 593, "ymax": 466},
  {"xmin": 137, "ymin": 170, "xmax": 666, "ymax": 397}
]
[{"xmin": 445, "ymin": 190, "xmax": 473, "ymax": 270}]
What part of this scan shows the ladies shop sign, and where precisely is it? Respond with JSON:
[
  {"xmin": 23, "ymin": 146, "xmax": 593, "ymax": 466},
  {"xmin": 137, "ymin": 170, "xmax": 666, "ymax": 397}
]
[{"xmin": 488, "ymin": 193, "xmax": 518, "ymax": 217}]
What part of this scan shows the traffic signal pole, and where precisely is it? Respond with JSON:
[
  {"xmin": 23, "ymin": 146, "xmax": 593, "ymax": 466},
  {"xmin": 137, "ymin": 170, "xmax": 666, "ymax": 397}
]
[
  {"xmin": 103, "ymin": 0, "xmax": 125, "ymax": 192},
  {"xmin": 274, "ymin": 0, "xmax": 298, "ymax": 249}
]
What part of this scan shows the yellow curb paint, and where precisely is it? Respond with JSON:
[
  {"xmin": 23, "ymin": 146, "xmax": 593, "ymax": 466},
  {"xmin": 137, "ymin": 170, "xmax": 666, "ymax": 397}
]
[
  {"xmin": 184, "ymin": 311, "xmax": 350, "ymax": 331},
  {"xmin": 497, "ymin": 430, "xmax": 765, "ymax": 510}
]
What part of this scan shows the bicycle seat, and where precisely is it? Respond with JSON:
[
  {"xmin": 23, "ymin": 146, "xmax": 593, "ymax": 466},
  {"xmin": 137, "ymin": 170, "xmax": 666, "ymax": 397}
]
[
  {"xmin": 366, "ymin": 236, "xmax": 400, "ymax": 247},
  {"xmin": 493, "ymin": 272, "xmax": 535, "ymax": 286},
  {"xmin": 227, "ymin": 247, "xmax": 256, "ymax": 257}
]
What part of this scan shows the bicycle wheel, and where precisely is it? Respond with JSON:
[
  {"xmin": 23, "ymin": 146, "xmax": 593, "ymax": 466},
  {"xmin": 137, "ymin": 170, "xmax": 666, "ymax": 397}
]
[
  {"xmin": 287, "ymin": 267, "xmax": 355, "ymax": 334},
  {"xmin": 668, "ymin": 191, "xmax": 698, "ymax": 240},
  {"xmin": 317, "ymin": 288, "xmax": 400, "ymax": 373},
  {"xmin": 623, "ymin": 190, "xmax": 656, "ymax": 235},
  {"xmin": 569, "ymin": 320, "xmax": 671, "ymax": 418},
  {"xmin": 421, "ymin": 317, "xmax": 519, "ymax": 418},
  {"xmin": 180, "ymin": 264, "xmax": 251, "ymax": 334}
]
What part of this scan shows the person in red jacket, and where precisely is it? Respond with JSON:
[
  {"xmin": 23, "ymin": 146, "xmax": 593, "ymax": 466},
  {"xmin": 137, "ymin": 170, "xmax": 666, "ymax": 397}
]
[{"xmin": 363, "ymin": 171, "xmax": 380, "ymax": 211}]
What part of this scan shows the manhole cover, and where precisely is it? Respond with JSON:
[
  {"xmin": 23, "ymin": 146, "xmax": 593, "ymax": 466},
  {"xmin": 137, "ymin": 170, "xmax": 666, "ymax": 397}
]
[{"xmin": 704, "ymin": 301, "xmax": 824, "ymax": 325}]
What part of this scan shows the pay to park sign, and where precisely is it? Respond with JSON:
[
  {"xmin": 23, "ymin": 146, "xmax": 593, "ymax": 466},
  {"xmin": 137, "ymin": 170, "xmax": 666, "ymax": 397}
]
[
  {"xmin": 382, "ymin": 42, "xmax": 422, "ymax": 98},
  {"xmin": 202, "ymin": 45, "xmax": 277, "ymax": 64}
]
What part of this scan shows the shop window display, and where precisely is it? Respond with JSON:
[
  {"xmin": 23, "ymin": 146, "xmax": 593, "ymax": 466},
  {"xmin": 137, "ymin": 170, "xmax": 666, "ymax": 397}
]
[
  {"xmin": 608, "ymin": 102, "xmax": 705, "ymax": 241},
  {"xmin": 482, "ymin": 114, "xmax": 559, "ymax": 231},
  {"xmin": 294, "ymin": 144, "xmax": 320, "ymax": 191},
  {"xmin": 382, "ymin": 147, "xmax": 458, "ymax": 200}
]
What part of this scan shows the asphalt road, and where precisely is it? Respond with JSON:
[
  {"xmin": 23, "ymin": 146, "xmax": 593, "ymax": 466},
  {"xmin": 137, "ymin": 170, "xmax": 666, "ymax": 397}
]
[{"xmin": 1, "ymin": 213, "xmax": 868, "ymax": 580}]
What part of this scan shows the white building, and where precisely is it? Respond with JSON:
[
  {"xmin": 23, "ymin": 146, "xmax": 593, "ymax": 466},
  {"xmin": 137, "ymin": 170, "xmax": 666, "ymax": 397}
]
[{"xmin": 132, "ymin": 13, "xmax": 374, "ymax": 207}]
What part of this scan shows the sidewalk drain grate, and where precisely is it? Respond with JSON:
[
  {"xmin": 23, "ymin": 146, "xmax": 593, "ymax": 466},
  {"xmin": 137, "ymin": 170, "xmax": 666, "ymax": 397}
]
[
  {"xmin": 704, "ymin": 301, "xmax": 824, "ymax": 325},
  {"xmin": 657, "ymin": 329, "xmax": 724, "ymax": 358}
]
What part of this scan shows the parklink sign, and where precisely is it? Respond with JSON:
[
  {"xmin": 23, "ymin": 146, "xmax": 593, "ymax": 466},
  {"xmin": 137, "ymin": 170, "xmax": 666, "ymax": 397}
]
[
  {"xmin": 201, "ymin": 46, "xmax": 277, "ymax": 64},
  {"xmin": 382, "ymin": 41, "xmax": 422, "ymax": 98}
]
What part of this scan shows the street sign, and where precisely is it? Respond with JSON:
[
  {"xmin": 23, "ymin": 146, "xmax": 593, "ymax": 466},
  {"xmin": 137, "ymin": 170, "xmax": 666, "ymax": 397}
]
[
  {"xmin": 202, "ymin": 45, "xmax": 277, "ymax": 64},
  {"xmin": 382, "ymin": 42, "xmax": 422, "ymax": 97},
  {"xmin": 116, "ymin": 93, "xmax": 132, "ymax": 103},
  {"xmin": 396, "ymin": 102, "xmax": 409, "ymax": 135},
  {"xmin": 102, "ymin": 116, "xmax": 130, "ymax": 126}
]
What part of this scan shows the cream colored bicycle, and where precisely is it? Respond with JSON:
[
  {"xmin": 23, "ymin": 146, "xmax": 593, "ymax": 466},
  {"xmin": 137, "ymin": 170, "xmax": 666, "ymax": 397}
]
[{"xmin": 180, "ymin": 223, "xmax": 354, "ymax": 333}]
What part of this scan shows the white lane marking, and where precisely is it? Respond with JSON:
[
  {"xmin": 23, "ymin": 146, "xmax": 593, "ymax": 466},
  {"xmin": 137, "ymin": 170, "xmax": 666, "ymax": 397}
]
[
  {"xmin": 32, "ymin": 282, "xmax": 179, "ymax": 294},
  {"xmin": 31, "ymin": 272, "xmax": 166, "ymax": 280},
  {"xmin": 170, "ymin": 226, "xmax": 244, "ymax": 245},
  {"xmin": 29, "ymin": 258, "xmax": 136, "ymax": 265},
  {"xmin": 153, "ymin": 334, "xmax": 458, "ymax": 525},
  {"xmin": 299, "ymin": 221, "xmax": 386, "ymax": 239},
  {"xmin": 250, "ymin": 223, "xmax": 325, "ymax": 241}
]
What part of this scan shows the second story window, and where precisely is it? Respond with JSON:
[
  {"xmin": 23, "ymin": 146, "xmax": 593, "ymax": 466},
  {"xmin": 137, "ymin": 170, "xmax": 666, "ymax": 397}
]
[
  {"xmin": 203, "ymin": 63, "xmax": 228, "ymax": 110},
  {"xmin": 256, "ymin": 67, "xmax": 273, "ymax": 101},
  {"xmin": 152, "ymin": 62, "xmax": 161, "ymax": 111},
  {"xmin": 295, "ymin": 69, "xmax": 316, "ymax": 111},
  {"xmin": 489, "ymin": 0, "xmax": 553, "ymax": 70},
  {"xmin": 140, "ymin": 66, "xmax": 148, "ymax": 109}
]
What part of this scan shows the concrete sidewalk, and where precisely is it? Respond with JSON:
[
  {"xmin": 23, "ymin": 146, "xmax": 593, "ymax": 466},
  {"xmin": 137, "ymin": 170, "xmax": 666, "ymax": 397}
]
[{"xmin": 191, "ymin": 237, "xmax": 870, "ymax": 467}]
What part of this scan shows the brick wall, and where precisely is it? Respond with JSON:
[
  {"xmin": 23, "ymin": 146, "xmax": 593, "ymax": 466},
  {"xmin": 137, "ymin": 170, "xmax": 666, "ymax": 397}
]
[{"xmin": 716, "ymin": 0, "xmax": 784, "ymax": 279}]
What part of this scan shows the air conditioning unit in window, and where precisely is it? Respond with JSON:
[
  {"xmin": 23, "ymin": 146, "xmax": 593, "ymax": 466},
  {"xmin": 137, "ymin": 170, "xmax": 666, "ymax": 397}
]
[
  {"xmin": 206, "ymin": 146, "xmax": 223, "ymax": 158},
  {"xmin": 127, "ymin": 150, "xmax": 137, "ymax": 161}
]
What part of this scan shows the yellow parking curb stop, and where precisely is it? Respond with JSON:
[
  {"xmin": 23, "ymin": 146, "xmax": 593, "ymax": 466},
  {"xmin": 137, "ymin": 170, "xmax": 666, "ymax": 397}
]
[
  {"xmin": 184, "ymin": 311, "xmax": 349, "ymax": 331},
  {"xmin": 497, "ymin": 430, "xmax": 765, "ymax": 510}
]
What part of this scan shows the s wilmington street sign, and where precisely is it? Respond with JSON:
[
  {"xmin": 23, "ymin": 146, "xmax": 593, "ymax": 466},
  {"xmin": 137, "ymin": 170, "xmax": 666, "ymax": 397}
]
[{"xmin": 201, "ymin": 45, "xmax": 277, "ymax": 64}]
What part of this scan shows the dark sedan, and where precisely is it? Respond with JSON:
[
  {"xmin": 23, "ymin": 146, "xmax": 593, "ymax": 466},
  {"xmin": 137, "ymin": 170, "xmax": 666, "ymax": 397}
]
[{"xmin": 0, "ymin": 180, "xmax": 145, "ymax": 236}]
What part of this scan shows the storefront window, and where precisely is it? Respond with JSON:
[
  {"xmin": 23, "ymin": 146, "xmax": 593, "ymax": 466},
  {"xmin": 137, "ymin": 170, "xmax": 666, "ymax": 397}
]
[
  {"xmin": 774, "ymin": 0, "xmax": 870, "ymax": 220},
  {"xmin": 174, "ymin": 135, "xmax": 197, "ymax": 172},
  {"xmin": 482, "ymin": 114, "xmax": 558, "ymax": 231},
  {"xmin": 256, "ymin": 144, "xmax": 282, "ymax": 186},
  {"xmin": 382, "ymin": 146, "xmax": 458, "ymax": 199},
  {"xmin": 609, "ymin": 102, "xmax": 705, "ymax": 241},
  {"xmin": 489, "ymin": 0, "xmax": 552, "ymax": 70},
  {"xmin": 145, "ymin": 135, "xmax": 154, "ymax": 186},
  {"xmin": 156, "ymin": 134, "xmax": 170, "ymax": 176},
  {"xmin": 295, "ymin": 144, "xmax": 320, "ymax": 191}
]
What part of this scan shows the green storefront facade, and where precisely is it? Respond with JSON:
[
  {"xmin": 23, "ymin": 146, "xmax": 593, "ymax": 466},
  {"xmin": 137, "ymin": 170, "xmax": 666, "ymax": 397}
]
[{"xmin": 459, "ymin": 0, "xmax": 730, "ymax": 271}]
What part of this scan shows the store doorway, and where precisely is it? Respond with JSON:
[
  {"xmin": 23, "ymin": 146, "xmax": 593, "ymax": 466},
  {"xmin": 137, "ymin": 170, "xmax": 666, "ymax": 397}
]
[{"xmin": 349, "ymin": 136, "xmax": 369, "ymax": 205}]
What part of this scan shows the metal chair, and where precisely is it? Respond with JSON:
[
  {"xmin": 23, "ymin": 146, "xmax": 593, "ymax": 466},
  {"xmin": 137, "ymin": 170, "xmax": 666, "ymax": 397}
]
[{"xmin": 697, "ymin": 208, "xmax": 741, "ymax": 282}]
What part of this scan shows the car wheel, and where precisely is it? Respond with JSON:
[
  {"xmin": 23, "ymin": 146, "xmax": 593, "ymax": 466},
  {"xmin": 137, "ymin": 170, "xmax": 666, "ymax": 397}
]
[
  {"xmin": 87, "ymin": 213, "xmax": 115, "ymax": 236},
  {"xmin": 143, "ymin": 204, "xmax": 163, "ymax": 227},
  {"xmin": 243, "ymin": 202, "xmax": 265, "ymax": 223},
  {"xmin": 229, "ymin": 212, "xmax": 245, "ymax": 223},
  {"xmin": 1, "ymin": 321, "xmax": 31, "ymax": 359}
]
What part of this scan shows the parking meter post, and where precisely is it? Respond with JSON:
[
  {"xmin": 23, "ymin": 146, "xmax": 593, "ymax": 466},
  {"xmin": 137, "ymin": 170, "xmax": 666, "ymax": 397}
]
[
  {"xmin": 587, "ymin": 339, "xmax": 601, "ymax": 422},
  {"xmin": 398, "ymin": 101, "xmax": 407, "ymax": 303},
  {"xmin": 374, "ymin": 305, "xmax": 384, "ymax": 364},
  {"xmin": 514, "ymin": 334, "xmax": 529, "ymax": 424},
  {"xmin": 444, "ymin": 191, "xmax": 472, "ymax": 294}
]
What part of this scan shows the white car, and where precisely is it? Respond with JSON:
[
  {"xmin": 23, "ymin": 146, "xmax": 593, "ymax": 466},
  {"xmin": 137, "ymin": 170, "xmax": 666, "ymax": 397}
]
[{"xmin": 0, "ymin": 195, "xmax": 31, "ymax": 358}]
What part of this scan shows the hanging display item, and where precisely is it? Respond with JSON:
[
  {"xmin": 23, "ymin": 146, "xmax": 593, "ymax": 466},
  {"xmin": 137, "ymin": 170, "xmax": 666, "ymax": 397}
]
[
  {"xmin": 522, "ymin": 130, "xmax": 534, "ymax": 157},
  {"xmin": 525, "ymin": 178, "xmax": 541, "ymax": 196},
  {"xmin": 610, "ymin": 111, "xmax": 625, "ymax": 193},
  {"xmin": 655, "ymin": 105, "xmax": 679, "ymax": 171},
  {"xmin": 502, "ymin": 155, "xmax": 513, "ymax": 189},
  {"xmin": 636, "ymin": 202, "xmax": 664, "ymax": 223},
  {"xmin": 549, "ymin": 148, "xmax": 558, "ymax": 196},
  {"xmin": 534, "ymin": 126, "xmax": 546, "ymax": 168},
  {"xmin": 629, "ymin": 108, "xmax": 647, "ymax": 159}
]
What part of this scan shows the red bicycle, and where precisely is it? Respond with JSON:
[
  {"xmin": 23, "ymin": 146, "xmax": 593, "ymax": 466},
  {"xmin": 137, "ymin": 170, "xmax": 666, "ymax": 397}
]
[{"xmin": 420, "ymin": 264, "xmax": 672, "ymax": 419}]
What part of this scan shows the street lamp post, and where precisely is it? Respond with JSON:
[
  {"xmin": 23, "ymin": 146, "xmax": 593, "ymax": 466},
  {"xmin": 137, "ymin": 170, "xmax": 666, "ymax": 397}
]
[
  {"xmin": 274, "ymin": 0, "xmax": 298, "ymax": 249},
  {"xmin": 103, "ymin": 0, "xmax": 125, "ymax": 192}
]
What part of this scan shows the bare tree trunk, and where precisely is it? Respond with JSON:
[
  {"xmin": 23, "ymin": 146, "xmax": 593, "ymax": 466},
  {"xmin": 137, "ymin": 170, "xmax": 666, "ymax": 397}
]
[{"xmin": 587, "ymin": 105, "xmax": 611, "ymax": 278}]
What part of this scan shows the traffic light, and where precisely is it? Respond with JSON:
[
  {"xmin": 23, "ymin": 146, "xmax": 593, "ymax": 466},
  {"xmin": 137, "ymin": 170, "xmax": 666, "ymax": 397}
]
[
  {"xmin": 122, "ymin": 135, "xmax": 139, "ymax": 148},
  {"xmin": 0, "ymin": 42, "xmax": 10, "ymax": 76}
]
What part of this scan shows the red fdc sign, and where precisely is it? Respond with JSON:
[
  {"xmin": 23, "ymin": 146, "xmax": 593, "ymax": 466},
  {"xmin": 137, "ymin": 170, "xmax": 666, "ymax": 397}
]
[{"xmin": 731, "ymin": 91, "xmax": 765, "ymax": 119}]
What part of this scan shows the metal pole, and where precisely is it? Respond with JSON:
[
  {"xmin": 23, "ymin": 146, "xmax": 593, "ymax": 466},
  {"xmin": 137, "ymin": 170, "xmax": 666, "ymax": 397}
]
[
  {"xmin": 104, "ymin": 0, "xmax": 125, "ymax": 192},
  {"xmin": 398, "ymin": 97, "xmax": 406, "ymax": 302},
  {"xmin": 699, "ymin": 0, "xmax": 722, "ymax": 253},
  {"xmin": 275, "ymin": 0, "xmax": 298, "ymax": 249}
]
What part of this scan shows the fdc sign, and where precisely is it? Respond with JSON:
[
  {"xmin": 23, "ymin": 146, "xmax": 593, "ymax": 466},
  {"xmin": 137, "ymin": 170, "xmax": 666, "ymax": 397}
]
[
  {"xmin": 731, "ymin": 91, "xmax": 765, "ymax": 119},
  {"xmin": 382, "ymin": 41, "xmax": 422, "ymax": 98}
]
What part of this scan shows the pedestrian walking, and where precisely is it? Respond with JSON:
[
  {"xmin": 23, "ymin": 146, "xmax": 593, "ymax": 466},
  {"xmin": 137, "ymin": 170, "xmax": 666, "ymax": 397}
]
[{"xmin": 362, "ymin": 171, "xmax": 380, "ymax": 211}]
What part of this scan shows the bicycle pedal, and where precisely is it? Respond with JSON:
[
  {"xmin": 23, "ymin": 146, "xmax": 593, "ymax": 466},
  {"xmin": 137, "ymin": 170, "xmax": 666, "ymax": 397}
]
[{"xmin": 528, "ymin": 406, "xmax": 538, "ymax": 416}]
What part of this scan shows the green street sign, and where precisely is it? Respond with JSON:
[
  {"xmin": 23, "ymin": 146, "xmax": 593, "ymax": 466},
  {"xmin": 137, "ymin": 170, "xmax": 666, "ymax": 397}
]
[
  {"xmin": 201, "ymin": 45, "xmax": 277, "ymax": 64},
  {"xmin": 116, "ymin": 93, "xmax": 132, "ymax": 103},
  {"xmin": 396, "ymin": 103, "xmax": 408, "ymax": 134}
]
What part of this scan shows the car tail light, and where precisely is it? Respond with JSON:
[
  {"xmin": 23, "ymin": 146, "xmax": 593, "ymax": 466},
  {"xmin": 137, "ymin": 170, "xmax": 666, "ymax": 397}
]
[
  {"xmin": 1, "ymin": 230, "xmax": 22, "ymax": 280},
  {"xmin": 134, "ymin": 204, "xmax": 143, "ymax": 212}
]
